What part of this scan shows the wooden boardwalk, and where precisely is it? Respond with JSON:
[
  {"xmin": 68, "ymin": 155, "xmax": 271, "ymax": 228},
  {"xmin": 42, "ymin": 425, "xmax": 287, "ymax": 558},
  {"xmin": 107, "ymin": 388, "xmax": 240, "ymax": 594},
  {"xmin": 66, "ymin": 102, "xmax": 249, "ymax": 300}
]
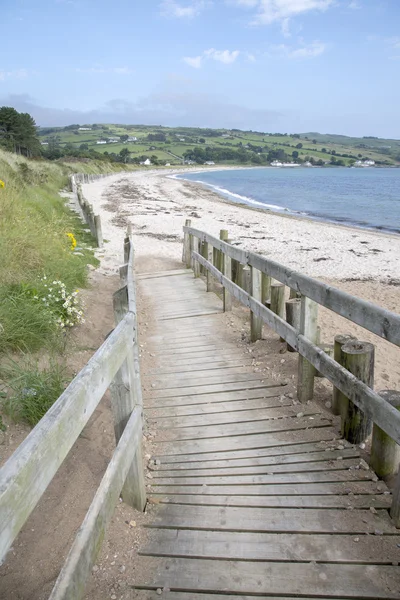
[{"xmin": 134, "ymin": 270, "xmax": 400, "ymax": 599}]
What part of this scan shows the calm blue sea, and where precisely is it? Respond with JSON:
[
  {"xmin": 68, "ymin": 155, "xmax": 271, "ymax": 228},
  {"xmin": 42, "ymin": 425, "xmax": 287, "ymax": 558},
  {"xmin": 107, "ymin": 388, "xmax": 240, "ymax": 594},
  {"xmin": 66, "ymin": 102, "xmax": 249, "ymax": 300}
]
[{"xmin": 174, "ymin": 167, "xmax": 400, "ymax": 234}]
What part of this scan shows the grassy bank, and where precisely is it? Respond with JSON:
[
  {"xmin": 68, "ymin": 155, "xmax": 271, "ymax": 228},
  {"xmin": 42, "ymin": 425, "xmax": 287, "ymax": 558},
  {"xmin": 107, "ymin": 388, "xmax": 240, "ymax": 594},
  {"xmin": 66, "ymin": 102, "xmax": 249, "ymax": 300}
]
[{"xmin": 0, "ymin": 151, "xmax": 132, "ymax": 425}]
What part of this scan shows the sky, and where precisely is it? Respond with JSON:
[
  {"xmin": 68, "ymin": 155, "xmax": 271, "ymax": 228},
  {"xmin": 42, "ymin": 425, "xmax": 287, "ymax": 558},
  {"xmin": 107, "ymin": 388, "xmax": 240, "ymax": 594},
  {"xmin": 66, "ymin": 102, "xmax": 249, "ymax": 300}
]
[{"xmin": 1, "ymin": 0, "xmax": 400, "ymax": 137}]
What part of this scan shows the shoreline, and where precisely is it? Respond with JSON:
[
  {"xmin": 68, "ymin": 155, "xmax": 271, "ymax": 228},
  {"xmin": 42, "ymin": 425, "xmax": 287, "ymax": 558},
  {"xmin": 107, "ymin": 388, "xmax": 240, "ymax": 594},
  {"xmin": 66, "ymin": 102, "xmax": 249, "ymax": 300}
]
[{"xmin": 173, "ymin": 167, "xmax": 400, "ymax": 238}]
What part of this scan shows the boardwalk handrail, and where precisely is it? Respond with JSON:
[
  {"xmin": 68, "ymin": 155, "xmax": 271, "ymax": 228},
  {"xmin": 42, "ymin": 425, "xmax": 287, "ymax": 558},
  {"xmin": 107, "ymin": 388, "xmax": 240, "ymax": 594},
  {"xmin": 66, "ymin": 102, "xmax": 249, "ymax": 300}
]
[
  {"xmin": 0, "ymin": 233, "xmax": 145, "ymax": 599},
  {"xmin": 184, "ymin": 225, "xmax": 400, "ymax": 442}
]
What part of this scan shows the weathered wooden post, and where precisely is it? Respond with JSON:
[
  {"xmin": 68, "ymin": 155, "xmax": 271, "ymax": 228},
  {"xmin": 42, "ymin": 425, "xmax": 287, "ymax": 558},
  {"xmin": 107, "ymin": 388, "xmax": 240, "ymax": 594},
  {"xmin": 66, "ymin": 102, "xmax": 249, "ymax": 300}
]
[
  {"xmin": 297, "ymin": 296, "xmax": 318, "ymax": 403},
  {"xmin": 340, "ymin": 340, "xmax": 374, "ymax": 444},
  {"xmin": 193, "ymin": 236, "xmax": 200, "ymax": 278},
  {"xmin": 315, "ymin": 343, "xmax": 334, "ymax": 377},
  {"xmin": 240, "ymin": 265, "xmax": 251, "ymax": 293},
  {"xmin": 261, "ymin": 273, "xmax": 271, "ymax": 306},
  {"xmin": 111, "ymin": 287, "xmax": 146, "ymax": 511},
  {"xmin": 370, "ymin": 390, "xmax": 400, "ymax": 478},
  {"xmin": 199, "ymin": 241, "xmax": 206, "ymax": 276},
  {"xmin": 289, "ymin": 288, "xmax": 301, "ymax": 299},
  {"xmin": 94, "ymin": 215, "xmax": 103, "ymax": 248},
  {"xmin": 189, "ymin": 232, "xmax": 194, "ymax": 269},
  {"xmin": 332, "ymin": 334, "xmax": 357, "ymax": 415},
  {"xmin": 250, "ymin": 267, "xmax": 262, "ymax": 342},
  {"xmin": 222, "ymin": 243, "xmax": 232, "ymax": 312},
  {"xmin": 183, "ymin": 219, "xmax": 191, "ymax": 265},
  {"xmin": 391, "ymin": 472, "xmax": 400, "ymax": 528},
  {"xmin": 285, "ymin": 297, "xmax": 301, "ymax": 352},
  {"xmin": 271, "ymin": 282, "xmax": 285, "ymax": 341},
  {"xmin": 219, "ymin": 230, "xmax": 229, "ymax": 273},
  {"xmin": 205, "ymin": 241, "xmax": 213, "ymax": 292}
]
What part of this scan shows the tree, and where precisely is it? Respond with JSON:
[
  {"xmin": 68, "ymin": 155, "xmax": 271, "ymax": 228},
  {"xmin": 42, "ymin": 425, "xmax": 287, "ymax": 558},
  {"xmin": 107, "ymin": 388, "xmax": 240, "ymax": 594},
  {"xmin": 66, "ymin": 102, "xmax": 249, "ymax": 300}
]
[
  {"xmin": 0, "ymin": 106, "xmax": 41, "ymax": 157},
  {"xmin": 120, "ymin": 134, "xmax": 129, "ymax": 142},
  {"xmin": 119, "ymin": 148, "xmax": 131, "ymax": 163},
  {"xmin": 80, "ymin": 143, "xmax": 89, "ymax": 151},
  {"xmin": 295, "ymin": 143, "xmax": 303, "ymax": 149},
  {"xmin": 321, "ymin": 148, "xmax": 327, "ymax": 153},
  {"xmin": 292, "ymin": 150, "xmax": 299, "ymax": 159},
  {"xmin": 312, "ymin": 139, "xmax": 317, "ymax": 144}
]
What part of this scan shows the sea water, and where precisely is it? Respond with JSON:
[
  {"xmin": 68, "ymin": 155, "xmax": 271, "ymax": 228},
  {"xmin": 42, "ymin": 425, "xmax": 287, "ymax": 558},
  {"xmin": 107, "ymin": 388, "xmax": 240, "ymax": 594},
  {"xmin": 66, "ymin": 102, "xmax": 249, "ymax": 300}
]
[{"xmin": 174, "ymin": 167, "xmax": 400, "ymax": 234}]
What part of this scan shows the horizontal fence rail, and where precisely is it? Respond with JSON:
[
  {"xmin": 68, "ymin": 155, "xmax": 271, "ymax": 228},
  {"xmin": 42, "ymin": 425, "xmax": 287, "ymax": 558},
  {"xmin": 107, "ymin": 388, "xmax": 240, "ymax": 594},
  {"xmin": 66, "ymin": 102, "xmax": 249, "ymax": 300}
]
[
  {"xmin": 186, "ymin": 227, "xmax": 400, "ymax": 346},
  {"xmin": 0, "ymin": 232, "xmax": 146, "ymax": 600},
  {"xmin": 70, "ymin": 174, "xmax": 104, "ymax": 248}
]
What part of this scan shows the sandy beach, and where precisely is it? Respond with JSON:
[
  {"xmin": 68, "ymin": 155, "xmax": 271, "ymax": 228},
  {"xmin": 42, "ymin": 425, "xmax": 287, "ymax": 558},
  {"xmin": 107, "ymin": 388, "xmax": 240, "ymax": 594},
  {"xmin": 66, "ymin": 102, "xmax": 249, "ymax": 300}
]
[{"xmin": 82, "ymin": 167, "xmax": 400, "ymax": 392}]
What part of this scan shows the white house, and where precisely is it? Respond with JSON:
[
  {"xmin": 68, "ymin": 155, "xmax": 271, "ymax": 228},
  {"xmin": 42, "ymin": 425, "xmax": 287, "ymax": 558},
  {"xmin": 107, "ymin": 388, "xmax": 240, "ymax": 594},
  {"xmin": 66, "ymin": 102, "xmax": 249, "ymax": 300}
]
[
  {"xmin": 41, "ymin": 142, "xmax": 48, "ymax": 146},
  {"xmin": 127, "ymin": 136, "xmax": 137, "ymax": 142},
  {"xmin": 78, "ymin": 127, "xmax": 92, "ymax": 131},
  {"xmin": 204, "ymin": 161, "xmax": 215, "ymax": 165},
  {"xmin": 354, "ymin": 159, "xmax": 375, "ymax": 167},
  {"xmin": 140, "ymin": 158, "xmax": 151, "ymax": 166},
  {"xmin": 108, "ymin": 139, "xmax": 119, "ymax": 143},
  {"xmin": 97, "ymin": 140, "xmax": 107, "ymax": 144}
]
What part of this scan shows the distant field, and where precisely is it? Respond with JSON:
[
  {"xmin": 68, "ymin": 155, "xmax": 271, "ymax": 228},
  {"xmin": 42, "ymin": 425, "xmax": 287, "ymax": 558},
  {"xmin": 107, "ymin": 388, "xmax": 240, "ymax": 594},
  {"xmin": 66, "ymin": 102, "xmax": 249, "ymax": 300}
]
[{"xmin": 37, "ymin": 124, "xmax": 400, "ymax": 166}]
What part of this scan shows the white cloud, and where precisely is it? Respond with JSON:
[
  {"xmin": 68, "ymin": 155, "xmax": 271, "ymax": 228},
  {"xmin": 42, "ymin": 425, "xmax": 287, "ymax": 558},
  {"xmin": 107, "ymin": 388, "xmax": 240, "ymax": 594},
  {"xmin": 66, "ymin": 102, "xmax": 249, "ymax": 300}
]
[
  {"xmin": 0, "ymin": 69, "xmax": 29, "ymax": 81},
  {"xmin": 160, "ymin": 0, "xmax": 209, "ymax": 18},
  {"xmin": 184, "ymin": 48, "xmax": 241, "ymax": 68},
  {"xmin": 183, "ymin": 55, "xmax": 203, "ymax": 68},
  {"xmin": 230, "ymin": 0, "xmax": 334, "ymax": 25},
  {"xmin": 271, "ymin": 40, "xmax": 326, "ymax": 58},
  {"xmin": 204, "ymin": 48, "xmax": 240, "ymax": 64}
]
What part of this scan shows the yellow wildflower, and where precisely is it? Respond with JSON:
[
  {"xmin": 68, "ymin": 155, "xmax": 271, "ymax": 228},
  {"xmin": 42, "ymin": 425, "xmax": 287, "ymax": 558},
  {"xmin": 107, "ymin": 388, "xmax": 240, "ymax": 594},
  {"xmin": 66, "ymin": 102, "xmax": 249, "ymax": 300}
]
[
  {"xmin": 0, "ymin": 180, "xmax": 5, "ymax": 188},
  {"xmin": 66, "ymin": 232, "xmax": 77, "ymax": 250}
]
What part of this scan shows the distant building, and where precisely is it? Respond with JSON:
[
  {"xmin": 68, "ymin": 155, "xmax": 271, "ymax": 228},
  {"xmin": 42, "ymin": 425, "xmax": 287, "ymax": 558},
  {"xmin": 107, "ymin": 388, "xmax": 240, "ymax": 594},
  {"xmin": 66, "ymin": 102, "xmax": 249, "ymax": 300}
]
[
  {"xmin": 140, "ymin": 158, "xmax": 151, "ymax": 166},
  {"xmin": 204, "ymin": 161, "xmax": 215, "ymax": 165},
  {"xmin": 221, "ymin": 134, "xmax": 231, "ymax": 138},
  {"xmin": 97, "ymin": 140, "xmax": 107, "ymax": 144},
  {"xmin": 127, "ymin": 136, "xmax": 137, "ymax": 142},
  {"xmin": 108, "ymin": 139, "xmax": 119, "ymax": 143},
  {"xmin": 165, "ymin": 162, "xmax": 170, "ymax": 166},
  {"xmin": 179, "ymin": 138, "xmax": 185, "ymax": 142},
  {"xmin": 354, "ymin": 159, "xmax": 375, "ymax": 167},
  {"xmin": 41, "ymin": 142, "xmax": 48, "ymax": 145},
  {"xmin": 78, "ymin": 127, "xmax": 92, "ymax": 131}
]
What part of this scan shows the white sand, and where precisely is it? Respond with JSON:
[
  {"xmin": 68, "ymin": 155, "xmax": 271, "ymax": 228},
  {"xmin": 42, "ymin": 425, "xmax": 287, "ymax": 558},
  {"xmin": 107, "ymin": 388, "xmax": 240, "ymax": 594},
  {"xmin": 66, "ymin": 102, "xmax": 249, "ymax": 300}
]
[
  {"xmin": 83, "ymin": 167, "xmax": 400, "ymax": 282},
  {"xmin": 82, "ymin": 167, "xmax": 400, "ymax": 392}
]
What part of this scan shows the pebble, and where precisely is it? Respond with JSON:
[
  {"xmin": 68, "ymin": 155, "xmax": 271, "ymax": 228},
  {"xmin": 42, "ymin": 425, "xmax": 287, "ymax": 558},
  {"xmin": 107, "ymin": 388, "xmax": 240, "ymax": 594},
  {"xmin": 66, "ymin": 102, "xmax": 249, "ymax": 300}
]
[
  {"xmin": 156, "ymin": 589, "xmax": 162, "ymax": 596},
  {"xmin": 353, "ymin": 537, "xmax": 360, "ymax": 543},
  {"xmin": 92, "ymin": 565, "xmax": 99, "ymax": 573},
  {"xmin": 296, "ymin": 412, "xmax": 304, "ymax": 418},
  {"xmin": 151, "ymin": 383, "xmax": 156, "ymax": 388},
  {"xmin": 325, "ymin": 401, "xmax": 332, "ymax": 408},
  {"xmin": 287, "ymin": 393, "xmax": 294, "ymax": 399},
  {"xmin": 111, "ymin": 595, "xmax": 117, "ymax": 600},
  {"xmin": 374, "ymin": 530, "xmax": 384, "ymax": 536},
  {"xmin": 280, "ymin": 359, "xmax": 285, "ymax": 364},
  {"xmin": 370, "ymin": 507, "xmax": 378, "ymax": 514},
  {"xmin": 119, "ymin": 565, "xmax": 126, "ymax": 573},
  {"xmin": 359, "ymin": 442, "xmax": 366, "ymax": 449}
]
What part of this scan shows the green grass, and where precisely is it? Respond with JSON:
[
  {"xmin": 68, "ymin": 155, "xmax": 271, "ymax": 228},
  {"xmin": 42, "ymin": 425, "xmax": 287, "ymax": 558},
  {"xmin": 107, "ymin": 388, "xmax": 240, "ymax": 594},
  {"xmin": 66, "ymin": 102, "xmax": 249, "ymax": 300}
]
[{"xmin": 0, "ymin": 355, "xmax": 68, "ymax": 426}]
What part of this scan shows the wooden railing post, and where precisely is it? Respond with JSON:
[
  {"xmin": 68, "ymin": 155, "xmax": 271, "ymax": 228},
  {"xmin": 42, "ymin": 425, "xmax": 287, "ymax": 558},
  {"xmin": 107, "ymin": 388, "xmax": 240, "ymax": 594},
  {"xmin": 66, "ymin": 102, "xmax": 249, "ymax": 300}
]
[
  {"xmin": 261, "ymin": 273, "xmax": 271, "ymax": 305},
  {"xmin": 223, "ymin": 246, "xmax": 232, "ymax": 312},
  {"xmin": 183, "ymin": 219, "xmax": 191, "ymax": 265},
  {"xmin": 285, "ymin": 298, "xmax": 301, "ymax": 352},
  {"xmin": 250, "ymin": 267, "xmax": 262, "ymax": 342},
  {"xmin": 94, "ymin": 215, "xmax": 103, "ymax": 248},
  {"xmin": 332, "ymin": 334, "xmax": 356, "ymax": 415},
  {"xmin": 297, "ymin": 295, "xmax": 318, "ymax": 403},
  {"xmin": 205, "ymin": 241, "xmax": 213, "ymax": 292},
  {"xmin": 340, "ymin": 340, "xmax": 374, "ymax": 444},
  {"xmin": 391, "ymin": 472, "xmax": 400, "ymax": 528},
  {"xmin": 371, "ymin": 390, "xmax": 400, "ymax": 479},
  {"xmin": 271, "ymin": 282, "xmax": 285, "ymax": 342},
  {"xmin": 219, "ymin": 229, "xmax": 228, "ymax": 272},
  {"xmin": 193, "ymin": 236, "xmax": 200, "ymax": 277}
]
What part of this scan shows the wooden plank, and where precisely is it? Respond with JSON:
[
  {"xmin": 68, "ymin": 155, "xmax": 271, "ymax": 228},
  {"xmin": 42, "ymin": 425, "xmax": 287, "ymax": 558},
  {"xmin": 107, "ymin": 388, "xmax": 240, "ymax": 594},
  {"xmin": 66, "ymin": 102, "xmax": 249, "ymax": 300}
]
[
  {"xmin": 149, "ymin": 353, "xmax": 249, "ymax": 367},
  {"xmin": 152, "ymin": 426, "xmax": 339, "ymax": 455},
  {"xmin": 148, "ymin": 504, "xmax": 395, "ymax": 534},
  {"xmin": 145, "ymin": 361, "xmax": 253, "ymax": 376},
  {"xmin": 160, "ymin": 310, "xmax": 221, "ymax": 321},
  {"xmin": 145, "ymin": 397, "xmax": 292, "ymax": 419},
  {"xmin": 132, "ymin": 592, "xmax": 337, "ymax": 600},
  {"xmin": 145, "ymin": 371, "xmax": 262, "ymax": 390},
  {"xmin": 148, "ymin": 405, "xmax": 319, "ymax": 429},
  {"xmin": 153, "ymin": 447, "xmax": 360, "ymax": 469},
  {"xmin": 149, "ymin": 469, "xmax": 375, "ymax": 486},
  {"xmin": 135, "ymin": 556, "xmax": 400, "ymax": 598},
  {"xmin": 154, "ymin": 439, "xmax": 348, "ymax": 463},
  {"xmin": 137, "ymin": 269, "xmax": 191, "ymax": 279},
  {"xmin": 152, "ymin": 493, "xmax": 391, "ymax": 509},
  {"xmin": 49, "ymin": 407, "xmax": 142, "ymax": 600},
  {"xmin": 140, "ymin": 528, "xmax": 400, "ymax": 563},
  {"xmin": 154, "ymin": 415, "xmax": 333, "ymax": 442},
  {"xmin": 145, "ymin": 387, "xmax": 283, "ymax": 409},
  {"xmin": 151, "ymin": 458, "xmax": 362, "ymax": 478},
  {"xmin": 146, "ymin": 379, "xmax": 293, "ymax": 400},
  {"xmin": 0, "ymin": 314, "xmax": 134, "ymax": 563},
  {"xmin": 149, "ymin": 480, "xmax": 386, "ymax": 497}
]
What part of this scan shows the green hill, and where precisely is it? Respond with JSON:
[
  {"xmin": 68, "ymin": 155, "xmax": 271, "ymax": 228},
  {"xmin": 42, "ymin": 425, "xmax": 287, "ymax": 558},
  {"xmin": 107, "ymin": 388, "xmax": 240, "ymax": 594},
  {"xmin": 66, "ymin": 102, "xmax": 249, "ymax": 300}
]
[{"xmin": 37, "ymin": 124, "xmax": 400, "ymax": 167}]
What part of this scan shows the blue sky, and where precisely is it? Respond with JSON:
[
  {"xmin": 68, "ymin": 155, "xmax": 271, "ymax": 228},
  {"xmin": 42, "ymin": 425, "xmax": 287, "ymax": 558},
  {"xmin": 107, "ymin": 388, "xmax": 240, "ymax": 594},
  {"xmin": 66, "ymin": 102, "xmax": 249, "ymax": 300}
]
[{"xmin": 1, "ymin": 0, "xmax": 399, "ymax": 136}]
